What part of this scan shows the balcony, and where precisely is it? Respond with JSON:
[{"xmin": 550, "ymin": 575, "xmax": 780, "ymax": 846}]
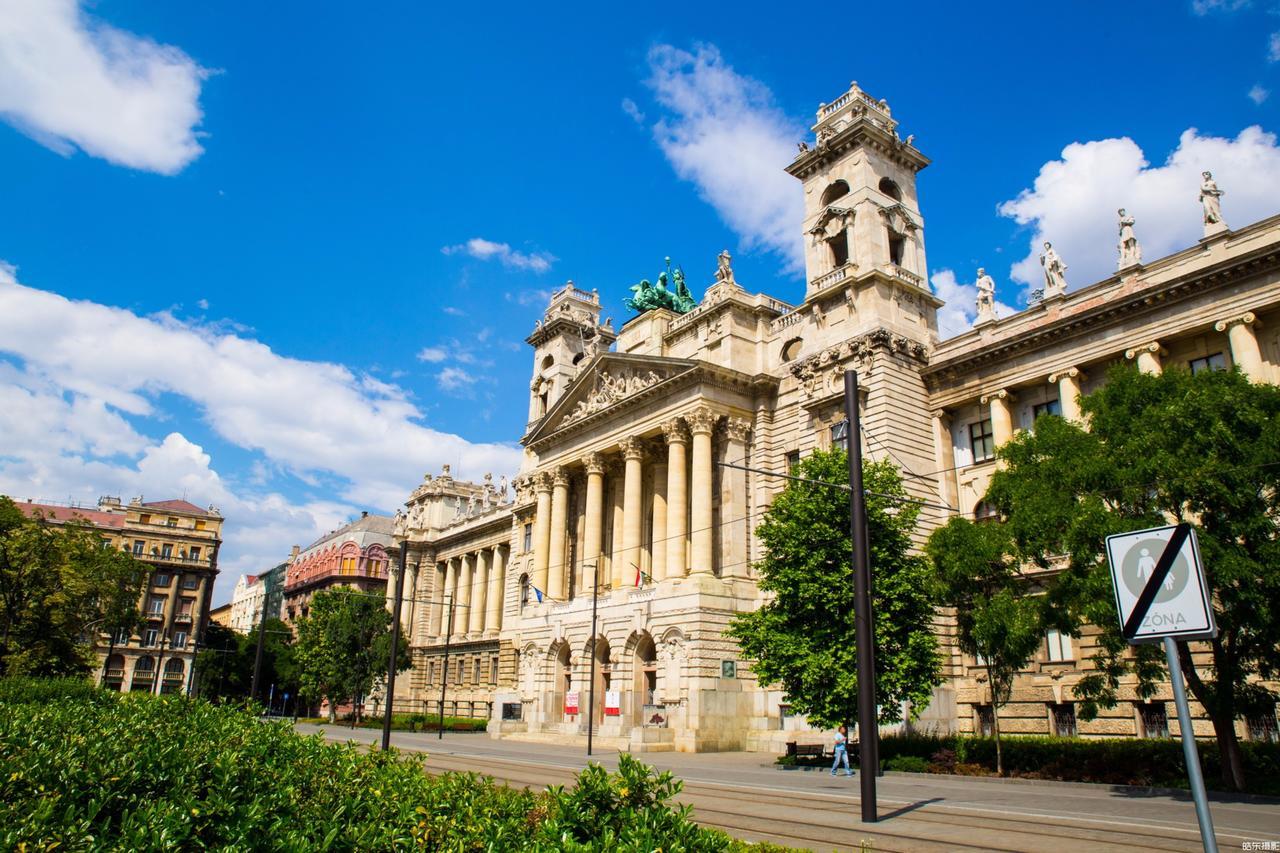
[{"xmin": 174, "ymin": 613, "xmax": 193, "ymax": 624}]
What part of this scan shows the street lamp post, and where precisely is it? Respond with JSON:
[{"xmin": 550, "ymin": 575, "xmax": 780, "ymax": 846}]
[{"xmin": 586, "ymin": 562, "xmax": 599, "ymax": 757}]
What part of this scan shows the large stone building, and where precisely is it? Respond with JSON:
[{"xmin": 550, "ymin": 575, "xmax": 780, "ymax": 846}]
[
  {"xmin": 387, "ymin": 80, "xmax": 1280, "ymax": 749},
  {"xmin": 283, "ymin": 512, "xmax": 394, "ymax": 624},
  {"xmin": 228, "ymin": 560, "xmax": 288, "ymax": 634},
  {"xmin": 15, "ymin": 496, "xmax": 223, "ymax": 694}
]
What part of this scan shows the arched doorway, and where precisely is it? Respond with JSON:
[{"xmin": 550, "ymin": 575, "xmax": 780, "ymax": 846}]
[
  {"xmin": 632, "ymin": 634, "xmax": 657, "ymax": 724},
  {"xmin": 104, "ymin": 654, "xmax": 125, "ymax": 691},
  {"xmin": 553, "ymin": 643, "xmax": 572, "ymax": 722},
  {"xmin": 161, "ymin": 659, "xmax": 185, "ymax": 694},
  {"xmin": 591, "ymin": 636, "xmax": 612, "ymax": 724},
  {"xmin": 131, "ymin": 656, "xmax": 154, "ymax": 692}
]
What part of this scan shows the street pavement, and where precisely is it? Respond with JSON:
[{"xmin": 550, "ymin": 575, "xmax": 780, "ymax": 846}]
[{"xmin": 297, "ymin": 724, "xmax": 1280, "ymax": 852}]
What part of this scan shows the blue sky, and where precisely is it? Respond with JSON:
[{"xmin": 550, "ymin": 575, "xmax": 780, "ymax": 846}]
[{"xmin": 1, "ymin": 0, "xmax": 1278, "ymax": 603}]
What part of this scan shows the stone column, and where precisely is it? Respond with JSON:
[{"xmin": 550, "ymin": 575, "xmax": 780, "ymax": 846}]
[
  {"xmin": 649, "ymin": 457, "xmax": 668, "ymax": 582},
  {"xmin": 582, "ymin": 453, "xmax": 605, "ymax": 593},
  {"xmin": 469, "ymin": 549, "xmax": 488, "ymax": 636},
  {"xmin": 980, "ymin": 389, "xmax": 1014, "ymax": 448},
  {"xmin": 662, "ymin": 418, "xmax": 689, "ymax": 578},
  {"xmin": 429, "ymin": 561, "xmax": 445, "ymax": 639},
  {"xmin": 402, "ymin": 559, "xmax": 418, "ymax": 635},
  {"xmin": 721, "ymin": 417, "xmax": 751, "ymax": 579},
  {"xmin": 547, "ymin": 467, "xmax": 570, "ymax": 601},
  {"xmin": 1048, "ymin": 367, "xmax": 1084, "ymax": 423},
  {"xmin": 455, "ymin": 554, "xmax": 472, "ymax": 639},
  {"xmin": 620, "ymin": 437, "xmax": 646, "ymax": 590},
  {"xmin": 532, "ymin": 473, "xmax": 552, "ymax": 596},
  {"xmin": 484, "ymin": 545, "xmax": 505, "ymax": 637},
  {"xmin": 931, "ymin": 410, "xmax": 957, "ymax": 511},
  {"xmin": 1125, "ymin": 341, "xmax": 1163, "ymax": 375},
  {"xmin": 688, "ymin": 407, "xmax": 718, "ymax": 575},
  {"xmin": 446, "ymin": 557, "xmax": 461, "ymax": 637},
  {"xmin": 609, "ymin": 463, "xmax": 626, "ymax": 589},
  {"xmin": 1216, "ymin": 312, "xmax": 1264, "ymax": 382}
]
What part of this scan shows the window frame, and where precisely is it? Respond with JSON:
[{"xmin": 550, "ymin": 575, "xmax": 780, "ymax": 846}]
[
  {"xmin": 1049, "ymin": 702, "xmax": 1077, "ymax": 737},
  {"xmin": 1032, "ymin": 399, "xmax": 1062, "ymax": 422},
  {"xmin": 830, "ymin": 420, "xmax": 849, "ymax": 453},
  {"xmin": 969, "ymin": 418, "xmax": 995, "ymax": 463},
  {"xmin": 1189, "ymin": 352, "xmax": 1228, "ymax": 375},
  {"xmin": 1045, "ymin": 628, "xmax": 1074, "ymax": 663}
]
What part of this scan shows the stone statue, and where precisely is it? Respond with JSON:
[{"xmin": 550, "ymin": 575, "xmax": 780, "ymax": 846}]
[
  {"xmin": 1117, "ymin": 209, "xmax": 1141, "ymax": 269},
  {"xmin": 715, "ymin": 249, "xmax": 736, "ymax": 285},
  {"xmin": 1199, "ymin": 171, "xmax": 1227, "ymax": 233},
  {"xmin": 498, "ymin": 474, "xmax": 508, "ymax": 500},
  {"xmin": 1039, "ymin": 241, "xmax": 1068, "ymax": 297},
  {"xmin": 441, "ymin": 463, "xmax": 451, "ymax": 477},
  {"xmin": 797, "ymin": 141, "xmax": 810, "ymax": 153},
  {"xmin": 974, "ymin": 268, "xmax": 997, "ymax": 324},
  {"xmin": 393, "ymin": 508, "xmax": 407, "ymax": 537},
  {"xmin": 624, "ymin": 258, "xmax": 698, "ymax": 315}
]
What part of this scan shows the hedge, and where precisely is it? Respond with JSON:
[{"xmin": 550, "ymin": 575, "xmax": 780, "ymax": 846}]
[{"xmin": 0, "ymin": 679, "xmax": 792, "ymax": 851}]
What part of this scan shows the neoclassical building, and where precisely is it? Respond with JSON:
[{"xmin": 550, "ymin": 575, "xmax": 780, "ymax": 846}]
[
  {"xmin": 388, "ymin": 80, "xmax": 1280, "ymax": 750},
  {"xmin": 283, "ymin": 511, "xmax": 394, "ymax": 625}
]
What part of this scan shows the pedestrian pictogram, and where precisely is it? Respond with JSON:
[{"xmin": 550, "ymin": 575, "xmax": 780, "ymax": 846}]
[{"xmin": 1106, "ymin": 522, "xmax": 1217, "ymax": 644}]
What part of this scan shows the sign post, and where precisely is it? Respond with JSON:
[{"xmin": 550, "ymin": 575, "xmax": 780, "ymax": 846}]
[{"xmin": 1106, "ymin": 522, "xmax": 1218, "ymax": 853}]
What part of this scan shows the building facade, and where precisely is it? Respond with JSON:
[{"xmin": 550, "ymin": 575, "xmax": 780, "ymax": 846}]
[
  {"xmin": 228, "ymin": 561, "xmax": 288, "ymax": 634},
  {"xmin": 387, "ymin": 80, "xmax": 1280, "ymax": 750},
  {"xmin": 15, "ymin": 496, "xmax": 223, "ymax": 694},
  {"xmin": 283, "ymin": 512, "xmax": 394, "ymax": 624}
]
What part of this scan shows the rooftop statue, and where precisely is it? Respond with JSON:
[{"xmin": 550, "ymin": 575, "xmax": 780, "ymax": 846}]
[{"xmin": 625, "ymin": 257, "xmax": 698, "ymax": 314}]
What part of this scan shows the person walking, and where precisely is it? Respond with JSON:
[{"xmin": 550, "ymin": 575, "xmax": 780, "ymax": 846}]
[{"xmin": 830, "ymin": 724, "xmax": 853, "ymax": 777}]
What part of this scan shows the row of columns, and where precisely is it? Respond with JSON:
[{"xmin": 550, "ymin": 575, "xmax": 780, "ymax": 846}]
[
  {"xmin": 530, "ymin": 406, "xmax": 730, "ymax": 599},
  {"xmin": 423, "ymin": 544, "xmax": 508, "ymax": 642},
  {"xmin": 1124, "ymin": 311, "xmax": 1265, "ymax": 381}
]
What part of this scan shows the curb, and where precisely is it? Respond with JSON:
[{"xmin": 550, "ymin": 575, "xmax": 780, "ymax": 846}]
[{"xmin": 772, "ymin": 763, "xmax": 1280, "ymax": 804}]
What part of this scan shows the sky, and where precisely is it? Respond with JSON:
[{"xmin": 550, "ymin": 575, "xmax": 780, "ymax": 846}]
[{"xmin": 1, "ymin": 0, "xmax": 1278, "ymax": 605}]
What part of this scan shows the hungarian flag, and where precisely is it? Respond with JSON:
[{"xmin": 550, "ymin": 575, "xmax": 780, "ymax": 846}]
[{"xmin": 633, "ymin": 564, "xmax": 650, "ymax": 587}]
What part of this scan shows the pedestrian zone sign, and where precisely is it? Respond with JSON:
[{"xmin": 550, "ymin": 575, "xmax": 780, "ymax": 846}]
[{"xmin": 1106, "ymin": 523, "xmax": 1217, "ymax": 644}]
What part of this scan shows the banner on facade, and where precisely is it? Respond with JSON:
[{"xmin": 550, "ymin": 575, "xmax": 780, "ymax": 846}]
[
  {"xmin": 564, "ymin": 690, "xmax": 579, "ymax": 715},
  {"xmin": 604, "ymin": 690, "xmax": 621, "ymax": 716}
]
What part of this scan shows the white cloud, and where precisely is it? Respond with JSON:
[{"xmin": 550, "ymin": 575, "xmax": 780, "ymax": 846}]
[
  {"xmin": 1191, "ymin": 0, "xmax": 1251, "ymax": 13},
  {"xmin": 0, "ymin": 264, "xmax": 524, "ymax": 601},
  {"xmin": 441, "ymin": 238, "xmax": 555, "ymax": 273},
  {"xmin": 0, "ymin": 0, "xmax": 207, "ymax": 174},
  {"xmin": 643, "ymin": 43, "xmax": 805, "ymax": 273},
  {"xmin": 416, "ymin": 346, "xmax": 448, "ymax": 363},
  {"xmin": 442, "ymin": 306, "xmax": 465, "ymax": 316},
  {"xmin": 1270, "ymin": 31, "xmax": 1280, "ymax": 62},
  {"xmin": 998, "ymin": 126, "xmax": 1280, "ymax": 296},
  {"xmin": 196, "ymin": 298, "xmax": 209, "ymax": 310},
  {"xmin": 505, "ymin": 288, "xmax": 555, "ymax": 307},
  {"xmin": 436, "ymin": 366, "xmax": 477, "ymax": 393},
  {"xmin": 621, "ymin": 97, "xmax": 645, "ymax": 124},
  {"xmin": 1249, "ymin": 84, "xmax": 1271, "ymax": 105},
  {"xmin": 930, "ymin": 270, "xmax": 1019, "ymax": 340}
]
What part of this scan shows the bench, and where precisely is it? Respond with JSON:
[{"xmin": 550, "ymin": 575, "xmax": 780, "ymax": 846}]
[{"xmin": 786, "ymin": 742, "xmax": 828, "ymax": 759}]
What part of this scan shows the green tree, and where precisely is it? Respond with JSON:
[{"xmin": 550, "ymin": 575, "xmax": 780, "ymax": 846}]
[
  {"xmin": 294, "ymin": 589, "xmax": 409, "ymax": 723},
  {"xmin": 195, "ymin": 618, "xmax": 299, "ymax": 708},
  {"xmin": 728, "ymin": 451, "xmax": 940, "ymax": 733},
  {"xmin": 0, "ymin": 497, "xmax": 149, "ymax": 677},
  {"xmin": 927, "ymin": 518, "xmax": 1043, "ymax": 776},
  {"xmin": 983, "ymin": 365, "xmax": 1280, "ymax": 791}
]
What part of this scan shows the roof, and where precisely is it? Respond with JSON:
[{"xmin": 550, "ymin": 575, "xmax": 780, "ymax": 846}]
[
  {"xmin": 14, "ymin": 501, "xmax": 125, "ymax": 529},
  {"xmin": 141, "ymin": 499, "xmax": 215, "ymax": 516},
  {"xmin": 300, "ymin": 512, "xmax": 395, "ymax": 552}
]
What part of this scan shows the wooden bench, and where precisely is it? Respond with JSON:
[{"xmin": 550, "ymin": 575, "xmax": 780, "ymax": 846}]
[{"xmin": 787, "ymin": 742, "xmax": 828, "ymax": 759}]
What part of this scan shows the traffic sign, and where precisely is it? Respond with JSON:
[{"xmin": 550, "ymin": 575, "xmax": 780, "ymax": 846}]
[{"xmin": 1106, "ymin": 522, "xmax": 1216, "ymax": 644}]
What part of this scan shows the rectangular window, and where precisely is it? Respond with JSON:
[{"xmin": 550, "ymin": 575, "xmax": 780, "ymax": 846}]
[
  {"xmin": 114, "ymin": 628, "xmax": 131, "ymax": 644},
  {"xmin": 473, "ymin": 659, "xmax": 481, "ymax": 683},
  {"xmin": 523, "ymin": 523, "xmax": 533, "ymax": 553},
  {"xmin": 179, "ymin": 598, "xmax": 194, "ymax": 616},
  {"xmin": 139, "ymin": 514, "xmax": 151, "ymax": 525},
  {"xmin": 456, "ymin": 660, "xmax": 464, "ymax": 684},
  {"xmin": 1247, "ymin": 708, "xmax": 1279, "ymax": 743},
  {"xmin": 830, "ymin": 420, "xmax": 849, "ymax": 453},
  {"xmin": 976, "ymin": 704, "xmax": 995, "ymax": 737},
  {"xmin": 148, "ymin": 596, "xmax": 166, "ymax": 615},
  {"xmin": 143, "ymin": 628, "xmax": 159, "ymax": 647},
  {"xmin": 166, "ymin": 517, "xmax": 178, "ymax": 527},
  {"xmin": 1050, "ymin": 703, "xmax": 1077, "ymax": 737},
  {"xmin": 133, "ymin": 540, "xmax": 145, "ymax": 555},
  {"xmin": 1032, "ymin": 399, "xmax": 1062, "ymax": 422},
  {"xmin": 785, "ymin": 451, "xmax": 800, "ymax": 473},
  {"xmin": 183, "ymin": 576, "xmax": 198, "ymax": 589},
  {"xmin": 1137, "ymin": 702, "xmax": 1168, "ymax": 739},
  {"xmin": 172, "ymin": 631, "xmax": 188, "ymax": 649},
  {"xmin": 1046, "ymin": 629, "xmax": 1073, "ymax": 662},
  {"xmin": 160, "ymin": 544, "xmax": 173, "ymax": 558},
  {"xmin": 974, "ymin": 652, "xmax": 990, "ymax": 667},
  {"xmin": 195, "ymin": 520, "xmax": 206, "ymax": 530},
  {"xmin": 189, "ymin": 547, "xmax": 201, "ymax": 561},
  {"xmin": 490, "ymin": 655, "xmax": 499, "ymax": 685},
  {"xmin": 969, "ymin": 419, "xmax": 995, "ymax": 463},
  {"xmin": 1189, "ymin": 352, "xmax": 1227, "ymax": 374},
  {"xmin": 154, "ymin": 573, "xmax": 170, "ymax": 587}
]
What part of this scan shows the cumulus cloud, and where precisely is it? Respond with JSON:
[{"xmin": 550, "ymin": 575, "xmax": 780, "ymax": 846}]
[
  {"xmin": 441, "ymin": 238, "xmax": 555, "ymax": 273},
  {"xmin": 436, "ymin": 366, "xmax": 477, "ymax": 393},
  {"xmin": 416, "ymin": 346, "xmax": 448, "ymax": 363},
  {"xmin": 643, "ymin": 43, "xmax": 805, "ymax": 272},
  {"xmin": 621, "ymin": 97, "xmax": 645, "ymax": 124},
  {"xmin": 930, "ymin": 270, "xmax": 1019, "ymax": 340},
  {"xmin": 505, "ymin": 288, "xmax": 555, "ymax": 308},
  {"xmin": 1249, "ymin": 84, "xmax": 1270, "ymax": 105},
  {"xmin": 0, "ymin": 0, "xmax": 207, "ymax": 174},
  {"xmin": 998, "ymin": 126, "xmax": 1280, "ymax": 296},
  {"xmin": 0, "ymin": 264, "xmax": 524, "ymax": 601},
  {"xmin": 1270, "ymin": 31, "xmax": 1280, "ymax": 62}
]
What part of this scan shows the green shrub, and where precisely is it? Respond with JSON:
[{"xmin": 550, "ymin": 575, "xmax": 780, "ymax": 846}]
[
  {"xmin": 883, "ymin": 755, "xmax": 929, "ymax": 773},
  {"xmin": 0, "ymin": 675, "xmax": 110, "ymax": 706},
  {"xmin": 0, "ymin": 678, "xmax": 788, "ymax": 851}
]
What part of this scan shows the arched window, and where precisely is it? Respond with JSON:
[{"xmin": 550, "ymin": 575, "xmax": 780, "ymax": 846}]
[
  {"xmin": 878, "ymin": 177, "xmax": 902, "ymax": 201},
  {"xmin": 540, "ymin": 355, "xmax": 554, "ymax": 371},
  {"xmin": 974, "ymin": 501, "xmax": 1000, "ymax": 524},
  {"xmin": 780, "ymin": 338, "xmax": 803, "ymax": 362},
  {"xmin": 821, "ymin": 181, "xmax": 850, "ymax": 206},
  {"xmin": 519, "ymin": 573, "xmax": 530, "ymax": 610}
]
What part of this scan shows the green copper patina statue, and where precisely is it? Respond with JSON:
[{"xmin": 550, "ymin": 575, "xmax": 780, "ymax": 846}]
[{"xmin": 625, "ymin": 257, "xmax": 698, "ymax": 314}]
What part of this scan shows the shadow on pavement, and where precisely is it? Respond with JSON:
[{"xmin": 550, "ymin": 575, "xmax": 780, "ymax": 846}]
[{"xmin": 880, "ymin": 797, "xmax": 944, "ymax": 820}]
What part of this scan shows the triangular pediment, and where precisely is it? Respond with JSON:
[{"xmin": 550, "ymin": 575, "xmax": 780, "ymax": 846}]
[{"xmin": 526, "ymin": 353, "xmax": 698, "ymax": 443}]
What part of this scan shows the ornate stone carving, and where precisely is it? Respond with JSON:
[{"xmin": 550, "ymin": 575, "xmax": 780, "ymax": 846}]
[
  {"xmin": 1117, "ymin": 209, "xmax": 1142, "ymax": 269},
  {"xmin": 716, "ymin": 249, "xmax": 736, "ymax": 285},
  {"xmin": 1039, "ymin": 241, "xmax": 1068, "ymax": 297},
  {"xmin": 979, "ymin": 389, "xmax": 1013, "ymax": 405},
  {"xmin": 1047, "ymin": 367, "xmax": 1081, "ymax": 384},
  {"xmin": 533, "ymin": 471, "xmax": 553, "ymax": 493},
  {"xmin": 686, "ymin": 407, "xmax": 719, "ymax": 435},
  {"xmin": 789, "ymin": 329, "xmax": 927, "ymax": 400},
  {"xmin": 561, "ymin": 370, "xmax": 665, "ymax": 426},
  {"xmin": 583, "ymin": 451, "xmax": 606, "ymax": 475},
  {"xmin": 661, "ymin": 417, "xmax": 689, "ymax": 445},
  {"xmin": 1214, "ymin": 311, "xmax": 1258, "ymax": 333},
  {"xmin": 724, "ymin": 417, "xmax": 752, "ymax": 445},
  {"xmin": 393, "ymin": 508, "xmax": 407, "ymax": 538},
  {"xmin": 1124, "ymin": 341, "xmax": 1163, "ymax": 361},
  {"xmin": 551, "ymin": 466, "xmax": 570, "ymax": 487},
  {"xmin": 620, "ymin": 435, "xmax": 646, "ymax": 460}
]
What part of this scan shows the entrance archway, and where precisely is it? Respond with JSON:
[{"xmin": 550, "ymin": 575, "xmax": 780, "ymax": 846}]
[
  {"xmin": 590, "ymin": 636, "xmax": 612, "ymax": 724},
  {"xmin": 553, "ymin": 642, "xmax": 572, "ymax": 722},
  {"xmin": 632, "ymin": 633, "xmax": 657, "ymax": 724}
]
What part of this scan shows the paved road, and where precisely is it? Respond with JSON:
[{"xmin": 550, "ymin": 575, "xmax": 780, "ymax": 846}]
[{"xmin": 298, "ymin": 725, "xmax": 1279, "ymax": 852}]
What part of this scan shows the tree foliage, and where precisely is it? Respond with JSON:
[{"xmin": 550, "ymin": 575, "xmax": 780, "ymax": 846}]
[
  {"xmin": 195, "ymin": 618, "xmax": 298, "ymax": 707},
  {"xmin": 728, "ymin": 451, "xmax": 940, "ymax": 730},
  {"xmin": 294, "ymin": 588, "xmax": 409, "ymax": 720},
  {"xmin": 0, "ymin": 497, "xmax": 148, "ymax": 677},
  {"xmin": 983, "ymin": 365, "xmax": 1280, "ymax": 790}
]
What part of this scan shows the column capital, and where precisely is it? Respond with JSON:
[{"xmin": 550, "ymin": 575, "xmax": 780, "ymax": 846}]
[
  {"xmin": 686, "ymin": 406, "xmax": 719, "ymax": 435},
  {"xmin": 1047, "ymin": 366, "xmax": 1082, "ymax": 384},
  {"xmin": 583, "ymin": 451, "xmax": 606, "ymax": 475},
  {"xmin": 724, "ymin": 417, "xmax": 752, "ymax": 444},
  {"xmin": 620, "ymin": 435, "xmax": 646, "ymax": 461},
  {"xmin": 1124, "ymin": 341, "xmax": 1164, "ymax": 361},
  {"xmin": 661, "ymin": 417, "xmax": 689, "ymax": 444},
  {"xmin": 1214, "ymin": 311, "xmax": 1260, "ymax": 333},
  {"xmin": 979, "ymin": 389, "xmax": 1014, "ymax": 405},
  {"xmin": 551, "ymin": 466, "xmax": 570, "ymax": 487},
  {"xmin": 929, "ymin": 408, "xmax": 951, "ymax": 423},
  {"xmin": 533, "ymin": 471, "xmax": 553, "ymax": 493}
]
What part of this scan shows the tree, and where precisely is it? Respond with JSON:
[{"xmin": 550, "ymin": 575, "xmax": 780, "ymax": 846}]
[
  {"xmin": 728, "ymin": 451, "xmax": 941, "ymax": 734},
  {"xmin": 294, "ymin": 589, "xmax": 409, "ymax": 723},
  {"xmin": 0, "ymin": 497, "xmax": 149, "ymax": 677},
  {"xmin": 194, "ymin": 618, "xmax": 299, "ymax": 708},
  {"xmin": 927, "ymin": 518, "xmax": 1043, "ymax": 776},
  {"xmin": 984, "ymin": 365, "xmax": 1280, "ymax": 791}
]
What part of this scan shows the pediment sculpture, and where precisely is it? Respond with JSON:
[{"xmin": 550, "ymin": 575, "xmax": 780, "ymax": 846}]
[{"xmin": 561, "ymin": 369, "xmax": 666, "ymax": 427}]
